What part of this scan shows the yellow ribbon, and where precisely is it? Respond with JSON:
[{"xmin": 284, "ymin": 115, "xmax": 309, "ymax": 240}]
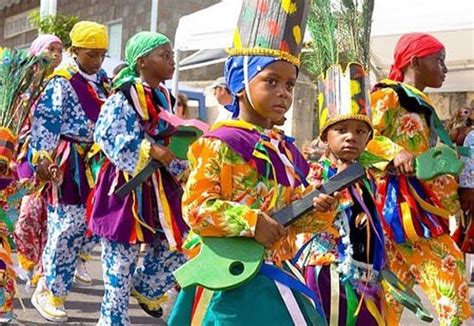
[
  {"xmin": 191, "ymin": 288, "xmax": 214, "ymax": 326},
  {"xmin": 407, "ymin": 182, "xmax": 450, "ymax": 219},
  {"xmin": 365, "ymin": 297, "xmax": 386, "ymax": 326},
  {"xmin": 135, "ymin": 83, "xmax": 149, "ymax": 120},
  {"xmin": 252, "ymin": 149, "xmax": 279, "ymax": 211},
  {"xmin": 400, "ymin": 201, "xmax": 420, "ymax": 241},
  {"xmin": 122, "ymin": 172, "xmax": 154, "ymax": 242}
]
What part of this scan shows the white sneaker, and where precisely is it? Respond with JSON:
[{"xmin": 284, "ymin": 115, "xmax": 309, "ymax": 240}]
[
  {"xmin": 31, "ymin": 279, "xmax": 68, "ymax": 323},
  {"xmin": 161, "ymin": 287, "xmax": 179, "ymax": 322},
  {"xmin": 74, "ymin": 259, "xmax": 93, "ymax": 287}
]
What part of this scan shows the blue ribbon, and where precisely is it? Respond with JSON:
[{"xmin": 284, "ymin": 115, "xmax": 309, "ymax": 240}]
[{"xmin": 383, "ymin": 176, "xmax": 406, "ymax": 243}]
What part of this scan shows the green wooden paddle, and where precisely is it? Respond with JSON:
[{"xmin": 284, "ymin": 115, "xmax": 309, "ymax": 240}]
[{"xmin": 174, "ymin": 162, "xmax": 366, "ymax": 290}]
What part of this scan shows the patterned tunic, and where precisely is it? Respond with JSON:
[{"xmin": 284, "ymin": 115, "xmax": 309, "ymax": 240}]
[
  {"xmin": 170, "ymin": 120, "xmax": 334, "ymax": 325},
  {"xmin": 182, "ymin": 123, "xmax": 335, "ymax": 263},
  {"xmin": 363, "ymin": 80, "xmax": 470, "ymax": 324}
]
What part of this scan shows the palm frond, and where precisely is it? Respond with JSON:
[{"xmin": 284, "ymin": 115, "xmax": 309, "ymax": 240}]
[
  {"xmin": 0, "ymin": 48, "xmax": 50, "ymax": 135},
  {"xmin": 304, "ymin": 0, "xmax": 375, "ymax": 77}
]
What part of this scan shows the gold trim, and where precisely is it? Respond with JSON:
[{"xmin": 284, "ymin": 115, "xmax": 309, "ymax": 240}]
[
  {"xmin": 320, "ymin": 114, "xmax": 373, "ymax": 136},
  {"xmin": 226, "ymin": 48, "xmax": 300, "ymax": 66}
]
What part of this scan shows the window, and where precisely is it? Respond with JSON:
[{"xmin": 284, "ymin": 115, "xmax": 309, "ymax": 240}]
[
  {"xmin": 107, "ymin": 20, "xmax": 123, "ymax": 59},
  {"xmin": 4, "ymin": 9, "xmax": 36, "ymax": 39}
]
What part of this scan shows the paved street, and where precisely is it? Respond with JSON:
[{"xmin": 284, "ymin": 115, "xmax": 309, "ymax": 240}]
[{"xmin": 9, "ymin": 248, "xmax": 474, "ymax": 325}]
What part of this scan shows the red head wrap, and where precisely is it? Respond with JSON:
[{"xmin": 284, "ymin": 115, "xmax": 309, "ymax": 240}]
[{"xmin": 388, "ymin": 33, "xmax": 445, "ymax": 82}]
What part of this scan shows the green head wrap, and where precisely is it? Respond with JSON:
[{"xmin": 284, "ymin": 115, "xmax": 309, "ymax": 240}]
[{"xmin": 113, "ymin": 31, "xmax": 171, "ymax": 89}]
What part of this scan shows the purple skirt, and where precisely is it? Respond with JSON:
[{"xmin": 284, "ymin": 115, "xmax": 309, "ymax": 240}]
[{"xmin": 305, "ymin": 264, "xmax": 383, "ymax": 325}]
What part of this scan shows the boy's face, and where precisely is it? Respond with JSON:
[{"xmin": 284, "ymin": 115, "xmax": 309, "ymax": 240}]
[
  {"xmin": 246, "ymin": 60, "xmax": 297, "ymax": 124},
  {"xmin": 139, "ymin": 43, "xmax": 175, "ymax": 81},
  {"xmin": 415, "ymin": 49, "xmax": 447, "ymax": 89},
  {"xmin": 324, "ymin": 119, "xmax": 371, "ymax": 162},
  {"xmin": 73, "ymin": 48, "xmax": 107, "ymax": 75}
]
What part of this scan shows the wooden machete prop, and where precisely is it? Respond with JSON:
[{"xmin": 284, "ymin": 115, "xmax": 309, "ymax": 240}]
[
  {"xmin": 114, "ymin": 129, "xmax": 200, "ymax": 199},
  {"xmin": 173, "ymin": 162, "xmax": 366, "ymax": 291}
]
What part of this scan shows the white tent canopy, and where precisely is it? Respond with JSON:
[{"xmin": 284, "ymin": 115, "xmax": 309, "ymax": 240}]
[{"xmin": 173, "ymin": 0, "xmax": 474, "ymax": 93}]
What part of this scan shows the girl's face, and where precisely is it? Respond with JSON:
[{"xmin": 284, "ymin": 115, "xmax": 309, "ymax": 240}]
[
  {"xmin": 73, "ymin": 47, "xmax": 107, "ymax": 75},
  {"xmin": 324, "ymin": 119, "xmax": 371, "ymax": 162},
  {"xmin": 415, "ymin": 49, "xmax": 448, "ymax": 89},
  {"xmin": 43, "ymin": 42, "xmax": 63, "ymax": 69},
  {"xmin": 243, "ymin": 60, "xmax": 297, "ymax": 126},
  {"xmin": 138, "ymin": 43, "xmax": 175, "ymax": 82}
]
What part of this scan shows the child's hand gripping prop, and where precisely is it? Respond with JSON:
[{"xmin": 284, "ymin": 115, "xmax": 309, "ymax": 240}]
[
  {"xmin": 114, "ymin": 127, "xmax": 203, "ymax": 198},
  {"xmin": 173, "ymin": 162, "xmax": 366, "ymax": 291}
]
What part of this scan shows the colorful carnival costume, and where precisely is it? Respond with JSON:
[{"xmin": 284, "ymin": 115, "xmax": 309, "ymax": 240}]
[
  {"xmin": 14, "ymin": 34, "xmax": 63, "ymax": 288},
  {"xmin": 296, "ymin": 5, "xmax": 392, "ymax": 323},
  {"xmin": 297, "ymin": 65, "xmax": 387, "ymax": 326},
  {"xmin": 0, "ymin": 47, "xmax": 50, "ymax": 322},
  {"xmin": 88, "ymin": 32, "xmax": 187, "ymax": 326},
  {"xmin": 169, "ymin": 1, "xmax": 334, "ymax": 324},
  {"xmin": 29, "ymin": 21, "xmax": 110, "ymax": 322},
  {"xmin": 362, "ymin": 34, "xmax": 471, "ymax": 324}
]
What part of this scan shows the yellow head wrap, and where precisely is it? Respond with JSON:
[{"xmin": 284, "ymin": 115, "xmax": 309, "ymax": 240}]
[{"xmin": 70, "ymin": 21, "xmax": 108, "ymax": 49}]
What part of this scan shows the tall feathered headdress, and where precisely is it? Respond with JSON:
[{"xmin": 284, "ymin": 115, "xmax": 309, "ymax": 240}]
[
  {"xmin": 304, "ymin": 0, "xmax": 375, "ymax": 136},
  {"xmin": 0, "ymin": 48, "xmax": 50, "ymax": 170}
]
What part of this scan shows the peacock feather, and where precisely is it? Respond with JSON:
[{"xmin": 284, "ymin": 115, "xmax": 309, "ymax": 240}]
[
  {"xmin": 0, "ymin": 48, "xmax": 50, "ymax": 136},
  {"xmin": 304, "ymin": 0, "xmax": 375, "ymax": 79}
]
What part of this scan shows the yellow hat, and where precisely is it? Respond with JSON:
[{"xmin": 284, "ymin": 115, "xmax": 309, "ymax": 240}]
[
  {"xmin": 318, "ymin": 62, "xmax": 373, "ymax": 138},
  {"xmin": 70, "ymin": 21, "xmax": 108, "ymax": 49}
]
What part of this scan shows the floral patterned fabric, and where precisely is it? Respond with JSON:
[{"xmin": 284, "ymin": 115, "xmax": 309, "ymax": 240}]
[
  {"xmin": 14, "ymin": 194, "xmax": 47, "ymax": 273},
  {"xmin": 29, "ymin": 70, "xmax": 108, "ymax": 155},
  {"xmin": 42, "ymin": 204, "xmax": 88, "ymax": 298},
  {"xmin": 365, "ymin": 80, "xmax": 471, "ymax": 324},
  {"xmin": 182, "ymin": 126, "xmax": 335, "ymax": 264},
  {"xmin": 98, "ymin": 237, "xmax": 185, "ymax": 326},
  {"xmin": 459, "ymin": 130, "xmax": 474, "ymax": 188},
  {"xmin": 0, "ymin": 178, "xmax": 34, "ymax": 320},
  {"xmin": 386, "ymin": 235, "xmax": 470, "ymax": 325},
  {"xmin": 365, "ymin": 81, "xmax": 460, "ymax": 214},
  {"xmin": 94, "ymin": 92, "xmax": 151, "ymax": 174},
  {"xmin": 298, "ymin": 158, "xmax": 387, "ymax": 325},
  {"xmin": 29, "ymin": 64, "xmax": 110, "ymax": 301}
]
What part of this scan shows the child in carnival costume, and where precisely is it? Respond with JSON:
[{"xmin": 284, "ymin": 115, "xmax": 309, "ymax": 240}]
[
  {"xmin": 29, "ymin": 21, "xmax": 111, "ymax": 322},
  {"xmin": 0, "ymin": 46, "xmax": 51, "ymax": 322},
  {"xmin": 296, "ymin": 3, "xmax": 390, "ymax": 324},
  {"xmin": 169, "ymin": 1, "xmax": 338, "ymax": 324},
  {"xmin": 89, "ymin": 31, "xmax": 188, "ymax": 325},
  {"xmin": 14, "ymin": 34, "xmax": 63, "ymax": 290},
  {"xmin": 299, "ymin": 64, "xmax": 389, "ymax": 324},
  {"xmin": 364, "ymin": 33, "xmax": 471, "ymax": 324}
]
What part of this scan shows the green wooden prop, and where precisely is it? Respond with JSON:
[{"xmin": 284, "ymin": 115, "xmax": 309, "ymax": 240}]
[
  {"xmin": 174, "ymin": 237, "xmax": 265, "ymax": 291},
  {"xmin": 416, "ymin": 145, "xmax": 464, "ymax": 180},
  {"xmin": 169, "ymin": 126, "xmax": 203, "ymax": 160},
  {"xmin": 381, "ymin": 269, "xmax": 434, "ymax": 323},
  {"xmin": 174, "ymin": 162, "xmax": 366, "ymax": 291}
]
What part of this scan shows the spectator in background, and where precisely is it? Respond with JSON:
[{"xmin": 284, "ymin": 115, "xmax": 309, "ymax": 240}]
[
  {"xmin": 175, "ymin": 93, "xmax": 188, "ymax": 119},
  {"xmin": 302, "ymin": 138, "xmax": 327, "ymax": 162},
  {"xmin": 210, "ymin": 76, "xmax": 234, "ymax": 122}
]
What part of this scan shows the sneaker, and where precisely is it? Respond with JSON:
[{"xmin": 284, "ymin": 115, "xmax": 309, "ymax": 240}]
[
  {"xmin": 31, "ymin": 279, "xmax": 67, "ymax": 323},
  {"xmin": 161, "ymin": 287, "xmax": 179, "ymax": 322},
  {"xmin": 74, "ymin": 259, "xmax": 93, "ymax": 287}
]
